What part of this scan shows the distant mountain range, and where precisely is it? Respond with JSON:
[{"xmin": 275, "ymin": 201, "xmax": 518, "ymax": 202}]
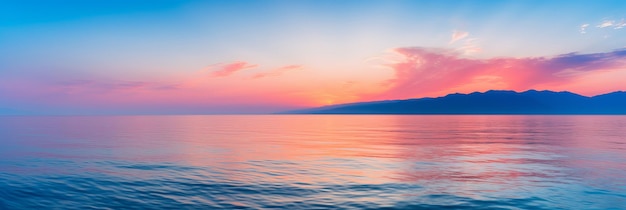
[{"xmin": 282, "ymin": 90, "xmax": 626, "ymax": 114}]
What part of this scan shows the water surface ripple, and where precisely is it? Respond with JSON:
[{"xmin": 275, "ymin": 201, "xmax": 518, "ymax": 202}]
[{"xmin": 1, "ymin": 115, "xmax": 625, "ymax": 209}]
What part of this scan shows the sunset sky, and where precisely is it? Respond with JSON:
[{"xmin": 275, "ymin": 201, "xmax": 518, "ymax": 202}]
[{"xmin": 2, "ymin": 0, "xmax": 626, "ymax": 114}]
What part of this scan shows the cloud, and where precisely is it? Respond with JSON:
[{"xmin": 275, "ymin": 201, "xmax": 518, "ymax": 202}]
[
  {"xmin": 0, "ymin": 58, "xmax": 308, "ymax": 114},
  {"xmin": 449, "ymin": 30, "xmax": 480, "ymax": 55},
  {"xmin": 342, "ymin": 81, "xmax": 356, "ymax": 89},
  {"xmin": 373, "ymin": 47, "xmax": 626, "ymax": 100},
  {"xmin": 580, "ymin": 23, "xmax": 589, "ymax": 34},
  {"xmin": 582, "ymin": 19, "xmax": 625, "ymax": 34},
  {"xmin": 596, "ymin": 19, "xmax": 626, "ymax": 29},
  {"xmin": 449, "ymin": 30, "xmax": 469, "ymax": 44},
  {"xmin": 251, "ymin": 65, "xmax": 303, "ymax": 79},
  {"xmin": 615, "ymin": 19, "xmax": 626, "ymax": 29},
  {"xmin": 597, "ymin": 20, "xmax": 614, "ymax": 28},
  {"xmin": 459, "ymin": 38, "xmax": 481, "ymax": 55},
  {"xmin": 56, "ymin": 79, "xmax": 180, "ymax": 92},
  {"xmin": 208, "ymin": 61, "xmax": 258, "ymax": 77}
]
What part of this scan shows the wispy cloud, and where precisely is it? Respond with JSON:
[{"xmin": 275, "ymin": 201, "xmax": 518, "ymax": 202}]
[
  {"xmin": 615, "ymin": 19, "xmax": 626, "ymax": 29},
  {"xmin": 251, "ymin": 65, "xmax": 303, "ymax": 79},
  {"xmin": 208, "ymin": 61, "xmax": 258, "ymax": 78},
  {"xmin": 459, "ymin": 38, "xmax": 481, "ymax": 55},
  {"xmin": 595, "ymin": 19, "xmax": 625, "ymax": 29},
  {"xmin": 597, "ymin": 20, "xmax": 614, "ymax": 28},
  {"xmin": 373, "ymin": 47, "xmax": 626, "ymax": 100},
  {"xmin": 56, "ymin": 79, "xmax": 180, "ymax": 92},
  {"xmin": 580, "ymin": 18, "xmax": 626, "ymax": 34},
  {"xmin": 449, "ymin": 30, "xmax": 469, "ymax": 44},
  {"xmin": 448, "ymin": 30, "xmax": 480, "ymax": 55},
  {"xmin": 580, "ymin": 23, "xmax": 590, "ymax": 34}
]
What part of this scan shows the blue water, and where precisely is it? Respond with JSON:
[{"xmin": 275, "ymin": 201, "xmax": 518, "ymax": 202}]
[{"xmin": 1, "ymin": 115, "xmax": 625, "ymax": 209}]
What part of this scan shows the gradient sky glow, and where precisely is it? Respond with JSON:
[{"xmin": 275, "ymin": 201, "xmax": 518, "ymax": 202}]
[{"xmin": 2, "ymin": 0, "xmax": 626, "ymax": 114}]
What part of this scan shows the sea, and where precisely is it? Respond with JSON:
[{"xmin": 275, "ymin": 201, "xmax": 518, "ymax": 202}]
[{"xmin": 0, "ymin": 115, "xmax": 625, "ymax": 209}]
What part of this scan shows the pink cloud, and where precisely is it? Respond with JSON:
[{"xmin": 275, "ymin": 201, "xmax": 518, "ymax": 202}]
[
  {"xmin": 208, "ymin": 61, "xmax": 258, "ymax": 77},
  {"xmin": 251, "ymin": 65, "xmax": 303, "ymax": 79},
  {"xmin": 371, "ymin": 47, "xmax": 626, "ymax": 100}
]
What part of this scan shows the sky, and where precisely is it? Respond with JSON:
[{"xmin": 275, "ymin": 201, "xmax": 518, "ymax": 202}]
[{"xmin": 1, "ymin": 0, "xmax": 626, "ymax": 114}]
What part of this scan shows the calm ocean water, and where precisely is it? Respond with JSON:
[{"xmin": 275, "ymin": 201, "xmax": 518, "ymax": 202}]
[{"xmin": 1, "ymin": 115, "xmax": 625, "ymax": 209}]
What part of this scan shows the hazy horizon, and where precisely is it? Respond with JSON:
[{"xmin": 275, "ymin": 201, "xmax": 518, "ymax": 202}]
[{"xmin": 1, "ymin": 88, "xmax": 625, "ymax": 115}]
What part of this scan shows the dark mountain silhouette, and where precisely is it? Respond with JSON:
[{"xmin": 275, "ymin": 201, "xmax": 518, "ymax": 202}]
[{"xmin": 282, "ymin": 90, "xmax": 626, "ymax": 114}]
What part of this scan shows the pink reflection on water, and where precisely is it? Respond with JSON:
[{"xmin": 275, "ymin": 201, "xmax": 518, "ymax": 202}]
[{"xmin": 2, "ymin": 115, "xmax": 626, "ymax": 195}]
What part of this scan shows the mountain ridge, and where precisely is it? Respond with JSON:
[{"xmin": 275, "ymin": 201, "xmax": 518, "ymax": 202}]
[{"xmin": 282, "ymin": 90, "xmax": 626, "ymax": 114}]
